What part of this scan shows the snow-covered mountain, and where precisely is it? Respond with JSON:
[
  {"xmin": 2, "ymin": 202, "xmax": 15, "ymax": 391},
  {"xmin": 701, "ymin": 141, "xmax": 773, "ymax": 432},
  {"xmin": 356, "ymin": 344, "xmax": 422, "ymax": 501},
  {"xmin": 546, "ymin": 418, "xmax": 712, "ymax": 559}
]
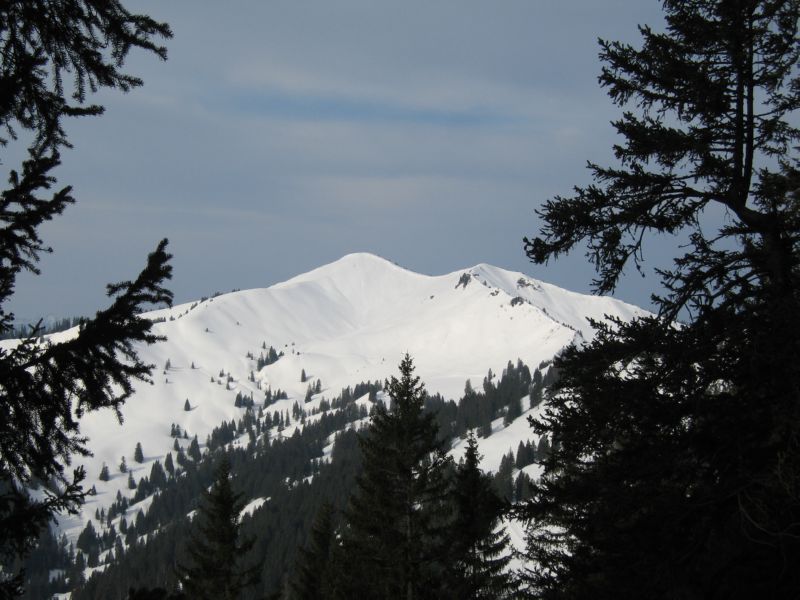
[{"xmin": 35, "ymin": 252, "xmax": 644, "ymax": 540}]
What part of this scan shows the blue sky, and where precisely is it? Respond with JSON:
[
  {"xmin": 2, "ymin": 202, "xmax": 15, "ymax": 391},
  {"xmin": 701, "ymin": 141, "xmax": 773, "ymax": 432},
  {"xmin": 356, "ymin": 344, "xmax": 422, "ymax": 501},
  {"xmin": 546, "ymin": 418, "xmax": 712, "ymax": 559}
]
[{"xmin": 8, "ymin": 0, "xmax": 671, "ymax": 321}]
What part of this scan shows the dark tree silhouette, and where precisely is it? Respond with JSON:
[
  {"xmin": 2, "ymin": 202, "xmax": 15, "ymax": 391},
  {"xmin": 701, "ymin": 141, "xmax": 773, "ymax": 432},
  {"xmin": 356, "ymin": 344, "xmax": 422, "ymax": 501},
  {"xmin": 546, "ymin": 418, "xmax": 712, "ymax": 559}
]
[
  {"xmin": 339, "ymin": 354, "xmax": 452, "ymax": 599},
  {"xmin": 134, "ymin": 442, "xmax": 144, "ymax": 464},
  {"xmin": 0, "ymin": 2, "xmax": 171, "ymax": 595},
  {"xmin": 289, "ymin": 502, "xmax": 337, "ymax": 600},
  {"xmin": 445, "ymin": 432, "xmax": 516, "ymax": 599},
  {"xmin": 176, "ymin": 456, "xmax": 259, "ymax": 600},
  {"xmin": 521, "ymin": 1, "xmax": 800, "ymax": 598}
]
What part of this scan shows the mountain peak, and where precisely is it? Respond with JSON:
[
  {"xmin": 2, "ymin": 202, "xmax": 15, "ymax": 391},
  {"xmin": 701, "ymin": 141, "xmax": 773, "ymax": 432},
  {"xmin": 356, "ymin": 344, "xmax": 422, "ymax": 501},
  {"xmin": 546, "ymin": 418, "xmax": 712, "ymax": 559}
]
[{"xmin": 277, "ymin": 252, "xmax": 419, "ymax": 290}]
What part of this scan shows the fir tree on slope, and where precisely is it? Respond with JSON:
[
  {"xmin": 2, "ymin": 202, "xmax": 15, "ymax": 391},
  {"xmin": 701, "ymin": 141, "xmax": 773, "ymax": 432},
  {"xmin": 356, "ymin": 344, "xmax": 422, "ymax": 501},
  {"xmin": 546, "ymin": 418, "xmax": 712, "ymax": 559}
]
[
  {"xmin": 0, "ymin": 0, "xmax": 172, "ymax": 590},
  {"xmin": 446, "ymin": 432, "xmax": 516, "ymax": 599},
  {"xmin": 338, "ymin": 354, "xmax": 452, "ymax": 600},
  {"xmin": 289, "ymin": 502, "xmax": 338, "ymax": 600},
  {"xmin": 134, "ymin": 442, "xmax": 145, "ymax": 464},
  {"xmin": 521, "ymin": 0, "xmax": 800, "ymax": 597},
  {"xmin": 176, "ymin": 455, "xmax": 259, "ymax": 600}
]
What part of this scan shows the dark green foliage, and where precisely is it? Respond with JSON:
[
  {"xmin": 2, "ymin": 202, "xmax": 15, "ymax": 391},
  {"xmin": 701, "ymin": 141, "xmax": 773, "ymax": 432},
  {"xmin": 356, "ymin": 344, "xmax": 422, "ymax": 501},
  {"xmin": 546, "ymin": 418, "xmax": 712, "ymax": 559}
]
[
  {"xmin": 120, "ymin": 456, "xmax": 128, "ymax": 473},
  {"xmin": 127, "ymin": 587, "xmax": 187, "ymax": 600},
  {"xmin": 234, "ymin": 391, "xmax": 254, "ymax": 409},
  {"xmin": 188, "ymin": 437, "xmax": 202, "ymax": 462},
  {"xmin": 263, "ymin": 387, "xmax": 288, "ymax": 407},
  {"xmin": 503, "ymin": 396, "xmax": 522, "ymax": 425},
  {"xmin": 76, "ymin": 521, "xmax": 99, "ymax": 556},
  {"xmin": 164, "ymin": 453, "xmax": 175, "ymax": 477},
  {"xmin": 289, "ymin": 502, "xmax": 337, "ymax": 600},
  {"xmin": 525, "ymin": 2, "xmax": 799, "ymax": 310},
  {"xmin": 134, "ymin": 442, "xmax": 144, "ymax": 464},
  {"xmin": 535, "ymin": 435, "xmax": 550, "ymax": 463},
  {"xmin": 255, "ymin": 346, "xmax": 283, "ymax": 370},
  {"xmin": 514, "ymin": 472, "xmax": 534, "ymax": 503},
  {"xmin": 176, "ymin": 456, "xmax": 259, "ymax": 600},
  {"xmin": 127, "ymin": 472, "xmax": 137, "ymax": 490},
  {"xmin": 492, "ymin": 452, "xmax": 515, "ymax": 502},
  {"xmin": 0, "ymin": 2, "xmax": 172, "ymax": 593},
  {"xmin": 338, "ymin": 355, "xmax": 452, "ymax": 599},
  {"xmin": 99, "ymin": 464, "xmax": 110, "ymax": 482},
  {"xmin": 445, "ymin": 433, "xmax": 515, "ymax": 598},
  {"xmin": 455, "ymin": 360, "xmax": 536, "ymax": 438},
  {"xmin": 14, "ymin": 528, "xmax": 72, "ymax": 598},
  {"xmin": 183, "ymin": 399, "xmax": 191, "ymax": 411},
  {"xmin": 521, "ymin": 1, "xmax": 800, "ymax": 598},
  {"xmin": 515, "ymin": 441, "xmax": 536, "ymax": 469}
]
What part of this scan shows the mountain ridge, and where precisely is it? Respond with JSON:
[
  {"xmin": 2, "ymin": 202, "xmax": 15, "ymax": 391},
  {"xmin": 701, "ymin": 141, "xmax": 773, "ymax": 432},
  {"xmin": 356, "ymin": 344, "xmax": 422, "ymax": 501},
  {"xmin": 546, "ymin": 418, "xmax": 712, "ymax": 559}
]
[{"xmin": 10, "ymin": 253, "xmax": 645, "ymax": 544}]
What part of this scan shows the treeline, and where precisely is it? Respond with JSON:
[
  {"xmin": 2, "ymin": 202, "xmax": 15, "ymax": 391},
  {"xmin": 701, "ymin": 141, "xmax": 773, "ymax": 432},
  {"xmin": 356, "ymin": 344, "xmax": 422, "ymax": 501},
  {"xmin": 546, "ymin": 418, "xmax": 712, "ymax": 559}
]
[{"xmin": 0, "ymin": 316, "xmax": 84, "ymax": 340}]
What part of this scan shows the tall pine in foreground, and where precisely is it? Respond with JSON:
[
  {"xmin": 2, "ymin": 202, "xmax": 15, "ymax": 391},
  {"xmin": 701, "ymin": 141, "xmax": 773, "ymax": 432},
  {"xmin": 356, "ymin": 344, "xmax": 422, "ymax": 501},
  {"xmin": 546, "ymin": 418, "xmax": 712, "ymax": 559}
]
[
  {"xmin": 521, "ymin": 0, "xmax": 800, "ymax": 598},
  {"xmin": 339, "ymin": 354, "xmax": 452, "ymax": 600},
  {"xmin": 445, "ymin": 432, "xmax": 516, "ymax": 599},
  {"xmin": 0, "ymin": 3, "xmax": 172, "ymax": 596},
  {"xmin": 176, "ymin": 456, "xmax": 259, "ymax": 600}
]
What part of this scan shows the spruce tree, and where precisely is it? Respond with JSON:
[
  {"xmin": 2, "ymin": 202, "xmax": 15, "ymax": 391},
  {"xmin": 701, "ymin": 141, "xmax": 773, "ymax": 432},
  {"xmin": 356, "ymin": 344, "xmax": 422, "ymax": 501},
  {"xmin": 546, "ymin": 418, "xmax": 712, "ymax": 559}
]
[
  {"xmin": 445, "ymin": 433, "xmax": 515, "ymax": 599},
  {"xmin": 164, "ymin": 453, "xmax": 175, "ymax": 477},
  {"xmin": 339, "ymin": 354, "xmax": 452, "ymax": 599},
  {"xmin": 188, "ymin": 437, "xmax": 202, "ymax": 462},
  {"xmin": 521, "ymin": 1, "xmax": 800, "ymax": 597},
  {"xmin": 134, "ymin": 442, "xmax": 144, "ymax": 464},
  {"xmin": 176, "ymin": 456, "xmax": 259, "ymax": 600},
  {"xmin": 0, "ymin": 4, "xmax": 172, "ymax": 594},
  {"xmin": 289, "ymin": 502, "xmax": 337, "ymax": 600}
]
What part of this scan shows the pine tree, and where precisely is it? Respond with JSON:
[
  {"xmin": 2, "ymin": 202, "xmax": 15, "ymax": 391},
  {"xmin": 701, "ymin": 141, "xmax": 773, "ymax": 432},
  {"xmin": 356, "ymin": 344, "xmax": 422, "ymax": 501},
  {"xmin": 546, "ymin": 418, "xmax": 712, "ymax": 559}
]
[
  {"xmin": 0, "ymin": 4, "xmax": 172, "ymax": 594},
  {"xmin": 164, "ymin": 453, "xmax": 175, "ymax": 477},
  {"xmin": 289, "ymin": 502, "xmax": 337, "ymax": 600},
  {"xmin": 99, "ymin": 464, "xmax": 110, "ymax": 482},
  {"xmin": 127, "ymin": 472, "xmax": 136, "ymax": 490},
  {"xmin": 188, "ymin": 436, "xmax": 202, "ymax": 462},
  {"xmin": 521, "ymin": 1, "xmax": 800, "ymax": 597},
  {"xmin": 339, "ymin": 354, "xmax": 452, "ymax": 599},
  {"xmin": 445, "ymin": 433, "xmax": 515, "ymax": 598},
  {"xmin": 134, "ymin": 442, "xmax": 144, "ymax": 463},
  {"xmin": 176, "ymin": 456, "xmax": 259, "ymax": 599},
  {"xmin": 149, "ymin": 461, "xmax": 167, "ymax": 489},
  {"xmin": 492, "ymin": 452, "xmax": 515, "ymax": 502},
  {"xmin": 175, "ymin": 447, "xmax": 187, "ymax": 468},
  {"xmin": 184, "ymin": 399, "xmax": 191, "ymax": 411},
  {"xmin": 503, "ymin": 396, "xmax": 522, "ymax": 426},
  {"xmin": 119, "ymin": 457, "xmax": 128, "ymax": 473}
]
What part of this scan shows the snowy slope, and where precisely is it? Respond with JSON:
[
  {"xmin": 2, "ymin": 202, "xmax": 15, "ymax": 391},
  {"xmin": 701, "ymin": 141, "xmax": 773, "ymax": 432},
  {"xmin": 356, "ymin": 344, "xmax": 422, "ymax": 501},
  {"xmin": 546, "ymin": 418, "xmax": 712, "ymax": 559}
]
[{"xmin": 8, "ymin": 252, "xmax": 644, "ymax": 539}]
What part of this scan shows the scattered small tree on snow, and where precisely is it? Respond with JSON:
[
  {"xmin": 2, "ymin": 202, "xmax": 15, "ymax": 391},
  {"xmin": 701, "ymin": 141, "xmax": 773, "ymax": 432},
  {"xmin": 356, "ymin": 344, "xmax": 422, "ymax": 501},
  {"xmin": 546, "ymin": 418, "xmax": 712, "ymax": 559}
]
[{"xmin": 134, "ymin": 442, "xmax": 144, "ymax": 464}]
